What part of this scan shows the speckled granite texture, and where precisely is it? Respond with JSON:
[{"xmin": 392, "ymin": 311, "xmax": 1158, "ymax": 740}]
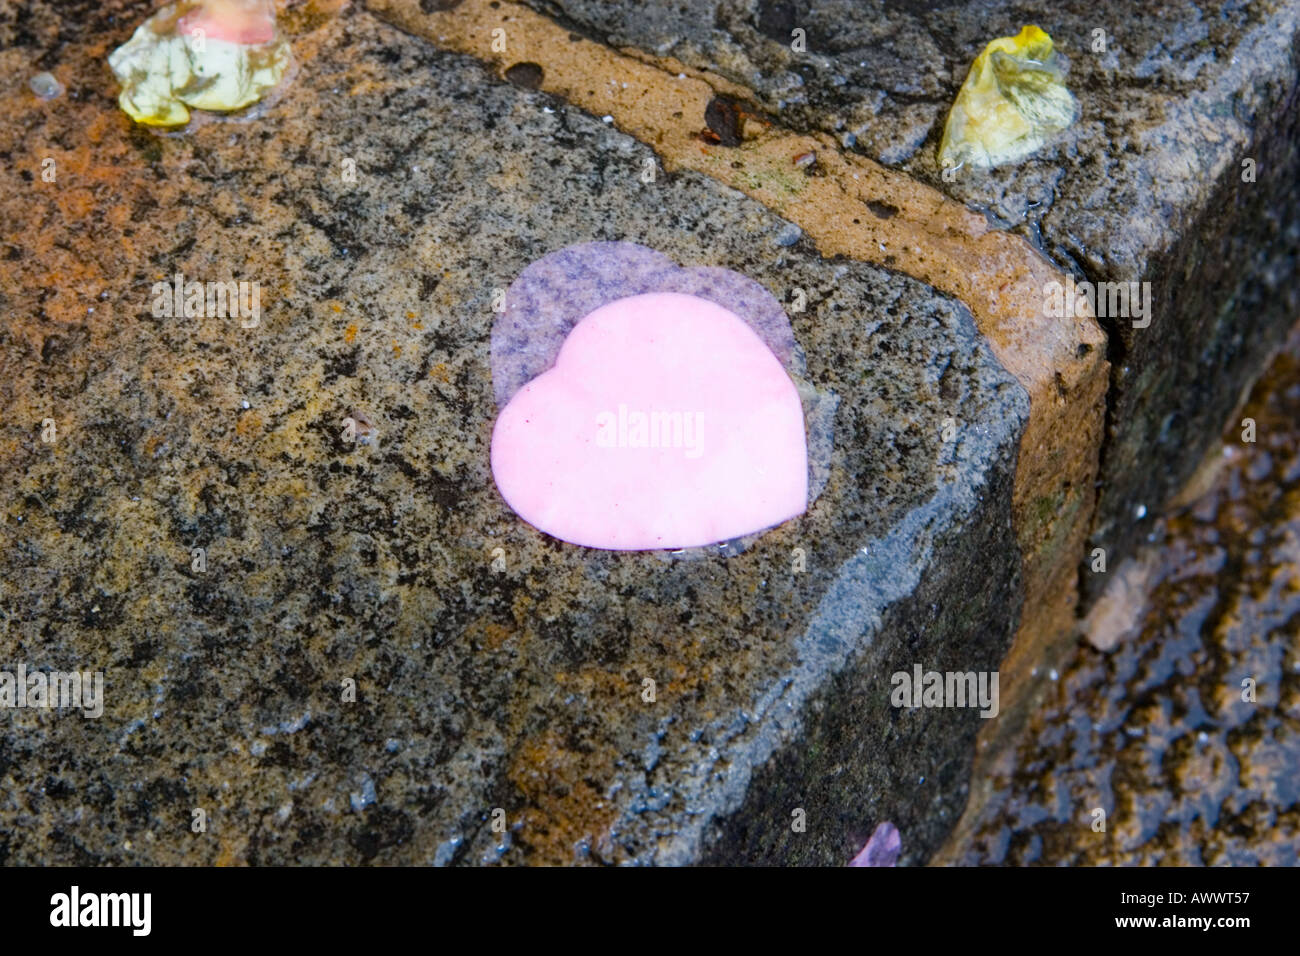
[
  {"xmin": 943, "ymin": 326, "xmax": 1300, "ymax": 865},
  {"xmin": 0, "ymin": 2, "xmax": 1027, "ymax": 864},
  {"xmin": 523, "ymin": 0, "xmax": 1300, "ymax": 604}
]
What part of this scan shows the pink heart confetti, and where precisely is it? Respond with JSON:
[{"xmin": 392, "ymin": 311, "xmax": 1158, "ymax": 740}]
[
  {"xmin": 849, "ymin": 821, "xmax": 902, "ymax": 867},
  {"xmin": 491, "ymin": 291, "xmax": 808, "ymax": 550}
]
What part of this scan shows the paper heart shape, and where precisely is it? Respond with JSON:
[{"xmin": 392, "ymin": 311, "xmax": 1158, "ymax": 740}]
[{"xmin": 491, "ymin": 291, "xmax": 808, "ymax": 550}]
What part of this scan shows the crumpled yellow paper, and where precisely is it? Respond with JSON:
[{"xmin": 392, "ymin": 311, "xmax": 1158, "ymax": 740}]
[
  {"xmin": 108, "ymin": 0, "xmax": 291, "ymax": 127},
  {"xmin": 938, "ymin": 25, "xmax": 1079, "ymax": 170}
]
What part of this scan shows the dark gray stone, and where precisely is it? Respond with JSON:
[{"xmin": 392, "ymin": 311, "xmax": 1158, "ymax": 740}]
[
  {"xmin": 0, "ymin": 3, "xmax": 1027, "ymax": 863},
  {"xmin": 525, "ymin": 0, "xmax": 1300, "ymax": 602}
]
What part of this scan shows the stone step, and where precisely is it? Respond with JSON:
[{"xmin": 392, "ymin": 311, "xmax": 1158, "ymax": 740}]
[{"xmin": 1, "ymin": 3, "xmax": 1026, "ymax": 865}]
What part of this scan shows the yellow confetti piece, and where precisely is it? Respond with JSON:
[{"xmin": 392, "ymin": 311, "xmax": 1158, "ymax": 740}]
[
  {"xmin": 108, "ymin": 1, "xmax": 291, "ymax": 127},
  {"xmin": 939, "ymin": 25, "xmax": 1079, "ymax": 171}
]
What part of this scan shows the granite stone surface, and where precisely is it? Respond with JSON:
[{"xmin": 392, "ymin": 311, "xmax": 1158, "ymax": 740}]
[
  {"xmin": 523, "ymin": 0, "xmax": 1300, "ymax": 602},
  {"xmin": 941, "ymin": 325, "xmax": 1300, "ymax": 866},
  {"xmin": 0, "ymin": 2, "xmax": 1028, "ymax": 864}
]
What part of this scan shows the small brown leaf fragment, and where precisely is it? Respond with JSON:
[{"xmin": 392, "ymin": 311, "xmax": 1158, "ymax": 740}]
[{"xmin": 704, "ymin": 95, "xmax": 744, "ymax": 147}]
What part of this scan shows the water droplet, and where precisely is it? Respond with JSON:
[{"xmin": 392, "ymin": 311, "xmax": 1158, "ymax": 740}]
[{"xmin": 29, "ymin": 72, "xmax": 64, "ymax": 100}]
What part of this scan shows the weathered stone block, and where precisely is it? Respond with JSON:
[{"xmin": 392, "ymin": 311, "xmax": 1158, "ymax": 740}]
[
  {"xmin": 0, "ymin": 4, "xmax": 1027, "ymax": 864},
  {"xmin": 526, "ymin": 0, "xmax": 1300, "ymax": 601}
]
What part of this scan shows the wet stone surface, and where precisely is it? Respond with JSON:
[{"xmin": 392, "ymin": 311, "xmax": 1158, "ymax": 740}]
[
  {"xmin": 949, "ymin": 328, "xmax": 1300, "ymax": 865},
  {"xmin": 1, "ymin": 4, "xmax": 1027, "ymax": 863},
  {"xmin": 525, "ymin": 0, "xmax": 1300, "ymax": 603}
]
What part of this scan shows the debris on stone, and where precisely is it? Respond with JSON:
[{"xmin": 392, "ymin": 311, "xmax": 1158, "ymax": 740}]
[
  {"xmin": 792, "ymin": 150, "xmax": 817, "ymax": 172},
  {"xmin": 703, "ymin": 94, "xmax": 745, "ymax": 146},
  {"xmin": 347, "ymin": 409, "xmax": 377, "ymax": 446},
  {"xmin": 108, "ymin": 0, "xmax": 292, "ymax": 127},
  {"xmin": 938, "ymin": 25, "xmax": 1078, "ymax": 170},
  {"xmin": 28, "ymin": 72, "xmax": 64, "ymax": 100}
]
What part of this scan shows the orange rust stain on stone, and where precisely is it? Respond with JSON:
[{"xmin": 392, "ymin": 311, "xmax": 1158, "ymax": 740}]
[
  {"xmin": 468, "ymin": 619, "xmax": 516, "ymax": 651},
  {"xmin": 235, "ymin": 410, "xmax": 265, "ymax": 437},
  {"xmin": 0, "ymin": 2, "xmax": 343, "ymax": 342},
  {"xmin": 550, "ymin": 628, "xmax": 717, "ymax": 702},
  {"xmin": 215, "ymin": 841, "xmax": 245, "ymax": 867},
  {"xmin": 509, "ymin": 730, "xmax": 619, "ymax": 864},
  {"xmin": 344, "ymin": 322, "xmax": 358, "ymax": 343}
]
